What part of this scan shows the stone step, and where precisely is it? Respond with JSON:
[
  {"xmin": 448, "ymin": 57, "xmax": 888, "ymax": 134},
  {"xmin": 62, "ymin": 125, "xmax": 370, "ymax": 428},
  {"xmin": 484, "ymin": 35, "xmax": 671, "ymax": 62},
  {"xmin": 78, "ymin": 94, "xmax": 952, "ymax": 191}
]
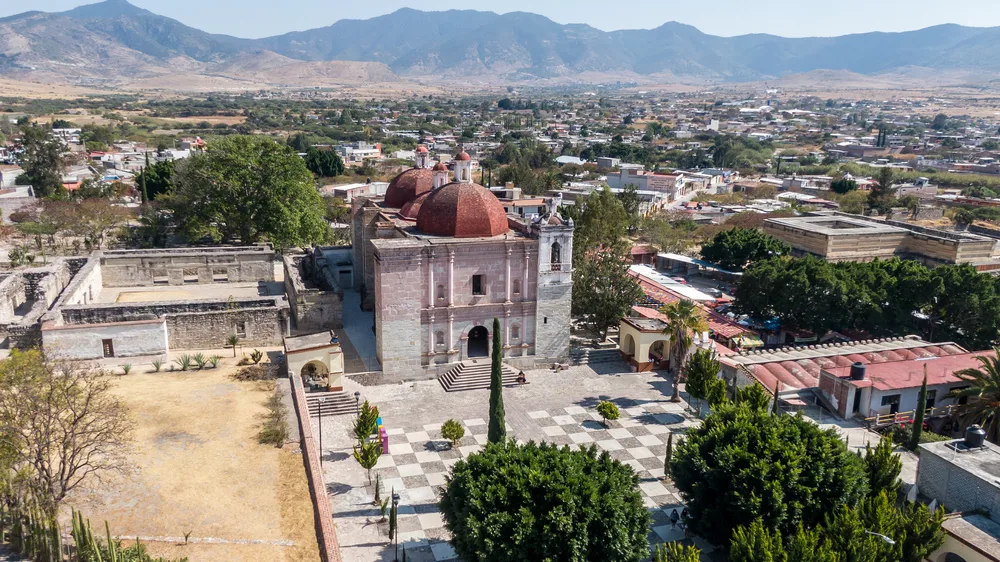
[
  {"xmin": 306, "ymin": 391, "xmax": 359, "ymax": 417},
  {"xmin": 570, "ymin": 348, "xmax": 624, "ymax": 366},
  {"xmin": 439, "ymin": 361, "xmax": 520, "ymax": 392}
]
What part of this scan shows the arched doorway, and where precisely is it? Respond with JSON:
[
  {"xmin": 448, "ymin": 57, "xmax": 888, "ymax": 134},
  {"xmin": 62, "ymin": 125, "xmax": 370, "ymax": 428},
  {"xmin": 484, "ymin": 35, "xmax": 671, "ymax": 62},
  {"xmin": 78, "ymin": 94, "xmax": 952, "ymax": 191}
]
[
  {"xmin": 468, "ymin": 326, "xmax": 489, "ymax": 358},
  {"xmin": 301, "ymin": 360, "xmax": 330, "ymax": 389},
  {"xmin": 621, "ymin": 333, "xmax": 636, "ymax": 357}
]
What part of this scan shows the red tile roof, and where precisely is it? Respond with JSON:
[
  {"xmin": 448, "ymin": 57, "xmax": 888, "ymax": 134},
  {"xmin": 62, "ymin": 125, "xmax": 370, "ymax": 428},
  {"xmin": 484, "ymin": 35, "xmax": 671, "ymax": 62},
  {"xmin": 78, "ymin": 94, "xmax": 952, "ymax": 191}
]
[
  {"xmin": 416, "ymin": 182, "xmax": 508, "ymax": 238},
  {"xmin": 384, "ymin": 167, "xmax": 434, "ymax": 208},
  {"xmin": 826, "ymin": 351, "xmax": 994, "ymax": 391}
]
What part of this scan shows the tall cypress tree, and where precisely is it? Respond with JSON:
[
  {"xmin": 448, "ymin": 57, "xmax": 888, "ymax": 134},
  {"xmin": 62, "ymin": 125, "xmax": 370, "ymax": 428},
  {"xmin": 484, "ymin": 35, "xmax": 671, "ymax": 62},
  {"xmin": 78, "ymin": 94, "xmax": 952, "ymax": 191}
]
[
  {"xmin": 909, "ymin": 367, "xmax": 928, "ymax": 451},
  {"xmin": 487, "ymin": 317, "xmax": 506, "ymax": 444}
]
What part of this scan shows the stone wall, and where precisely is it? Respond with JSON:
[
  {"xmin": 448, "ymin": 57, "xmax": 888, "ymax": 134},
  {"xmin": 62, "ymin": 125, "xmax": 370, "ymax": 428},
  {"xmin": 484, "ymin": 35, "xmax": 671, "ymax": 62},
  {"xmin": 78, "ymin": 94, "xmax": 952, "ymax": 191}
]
[
  {"xmin": 917, "ymin": 446, "xmax": 1000, "ymax": 524},
  {"xmin": 534, "ymin": 223, "xmax": 574, "ymax": 362},
  {"xmin": 166, "ymin": 305, "xmax": 288, "ymax": 349},
  {"xmin": 0, "ymin": 274, "xmax": 26, "ymax": 323},
  {"xmin": 100, "ymin": 246, "xmax": 275, "ymax": 287},
  {"xmin": 58, "ymin": 297, "xmax": 282, "ymax": 325},
  {"xmin": 60, "ymin": 257, "xmax": 103, "ymax": 306},
  {"xmin": 373, "ymin": 244, "xmax": 423, "ymax": 374},
  {"xmin": 42, "ymin": 319, "xmax": 168, "ymax": 360},
  {"xmin": 283, "ymin": 253, "xmax": 343, "ymax": 332}
]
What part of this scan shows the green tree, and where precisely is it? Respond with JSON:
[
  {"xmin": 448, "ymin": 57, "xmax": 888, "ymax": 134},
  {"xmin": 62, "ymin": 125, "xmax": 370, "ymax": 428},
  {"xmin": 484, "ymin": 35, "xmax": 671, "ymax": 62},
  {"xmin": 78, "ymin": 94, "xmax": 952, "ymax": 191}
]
[
  {"xmin": 949, "ymin": 349, "xmax": 1000, "ymax": 443},
  {"xmin": 487, "ymin": 318, "xmax": 506, "ymax": 444},
  {"xmin": 439, "ymin": 441, "xmax": 650, "ymax": 562},
  {"xmin": 441, "ymin": 419, "xmax": 465, "ymax": 448},
  {"xmin": 304, "ymin": 147, "xmax": 345, "ymax": 177},
  {"xmin": 166, "ymin": 135, "xmax": 329, "ymax": 248},
  {"xmin": 863, "ymin": 437, "xmax": 902, "ymax": 497},
  {"xmin": 572, "ymin": 247, "xmax": 644, "ymax": 340},
  {"xmin": 868, "ymin": 167, "xmax": 897, "ymax": 214},
  {"xmin": 838, "ymin": 190, "xmax": 868, "ymax": 215},
  {"xmin": 663, "ymin": 433, "xmax": 674, "ymax": 479},
  {"xmin": 573, "ymin": 186, "xmax": 629, "ymax": 260},
  {"xmin": 700, "ymin": 227, "xmax": 790, "ymax": 271},
  {"xmin": 909, "ymin": 370, "xmax": 928, "ymax": 451},
  {"xmin": 15, "ymin": 125, "xmax": 64, "ymax": 198},
  {"xmin": 682, "ymin": 348, "xmax": 718, "ymax": 404},
  {"xmin": 660, "ymin": 299, "xmax": 708, "ymax": 401},
  {"xmin": 596, "ymin": 401, "xmax": 620, "ymax": 428},
  {"xmin": 736, "ymin": 383, "xmax": 772, "ymax": 411},
  {"xmin": 671, "ymin": 403, "xmax": 867, "ymax": 545},
  {"xmin": 134, "ymin": 159, "xmax": 175, "ymax": 201},
  {"xmin": 830, "ymin": 177, "xmax": 858, "ymax": 194},
  {"xmin": 652, "ymin": 542, "xmax": 700, "ymax": 562},
  {"xmin": 931, "ymin": 113, "xmax": 948, "ymax": 130},
  {"xmin": 730, "ymin": 519, "xmax": 785, "ymax": 562},
  {"xmin": 616, "ymin": 184, "xmax": 643, "ymax": 234}
]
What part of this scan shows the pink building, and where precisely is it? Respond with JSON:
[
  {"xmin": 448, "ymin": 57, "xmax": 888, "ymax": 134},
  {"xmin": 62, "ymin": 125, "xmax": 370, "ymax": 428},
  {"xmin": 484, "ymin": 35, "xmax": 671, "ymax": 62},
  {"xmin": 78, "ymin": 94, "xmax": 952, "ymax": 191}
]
[{"xmin": 351, "ymin": 148, "xmax": 574, "ymax": 377}]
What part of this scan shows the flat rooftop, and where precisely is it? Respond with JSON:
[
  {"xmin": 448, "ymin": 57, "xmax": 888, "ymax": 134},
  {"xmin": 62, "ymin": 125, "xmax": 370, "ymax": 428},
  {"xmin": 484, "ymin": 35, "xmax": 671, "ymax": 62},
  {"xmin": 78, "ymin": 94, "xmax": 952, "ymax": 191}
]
[
  {"xmin": 824, "ymin": 350, "xmax": 995, "ymax": 391},
  {"xmin": 765, "ymin": 215, "xmax": 905, "ymax": 236},
  {"xmin": 284, "ymin": 331, "xmax": 338, "ymax": 353},
  {"xmin": 920, "ymin": 439, "xmax": 1000, "ymax": 493}
]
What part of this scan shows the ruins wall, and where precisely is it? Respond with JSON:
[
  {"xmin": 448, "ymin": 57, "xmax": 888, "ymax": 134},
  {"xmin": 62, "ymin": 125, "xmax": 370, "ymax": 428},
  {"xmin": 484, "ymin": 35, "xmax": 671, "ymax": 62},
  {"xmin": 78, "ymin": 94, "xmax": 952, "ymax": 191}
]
[
  {"xmin": 283, "ymin": 254, "xmax": 342, "ymax": 332},
  {"xmin": 99, "ymin": 247, "xmax": 275, "ymax": 287},
  {"xmin": 166, "ymin": 306, "xmax": 288, "ymax": 349},
  {"xmin": 0, "ymin": 274, "xmax": 26, "ymax": 323},
  {"xmin": 42, "ymin": 319, "xmax": 168, "ymax": 360}
]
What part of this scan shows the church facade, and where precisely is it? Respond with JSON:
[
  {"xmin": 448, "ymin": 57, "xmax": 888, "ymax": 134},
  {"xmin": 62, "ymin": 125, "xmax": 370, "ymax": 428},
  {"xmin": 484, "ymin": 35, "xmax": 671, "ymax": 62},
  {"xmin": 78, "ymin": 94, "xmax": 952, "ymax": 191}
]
[{"xmin": 350, "ymin": 147, "xmax": 573, "ymax": 377}]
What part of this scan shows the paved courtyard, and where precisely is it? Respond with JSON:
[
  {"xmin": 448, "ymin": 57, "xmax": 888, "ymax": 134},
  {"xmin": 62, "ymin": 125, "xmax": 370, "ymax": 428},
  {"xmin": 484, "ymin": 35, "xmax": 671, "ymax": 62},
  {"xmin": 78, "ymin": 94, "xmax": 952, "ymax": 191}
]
[{"xmin": 313, "ymin": 363, "xmax": 717, "ymax": 562}]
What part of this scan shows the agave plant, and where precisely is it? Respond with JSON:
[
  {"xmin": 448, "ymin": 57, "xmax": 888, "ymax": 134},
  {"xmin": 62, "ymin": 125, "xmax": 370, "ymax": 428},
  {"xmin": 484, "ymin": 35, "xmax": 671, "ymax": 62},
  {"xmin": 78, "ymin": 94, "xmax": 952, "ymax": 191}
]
[
  {"xmin": 208, "ymin": 355, "xmax": 222, "ymax": 369},
  {"xmin": 175, "ymin": 354, "xmax": 193, "ymax": 371},
  {"xmin": 193, "ymin": 353, "xmax": 207, "ymax": 370},
  {"xmin": 121, "ymin": 363, "xmax": 132, "ymax": 375},
  {"xmin": 151, "ymin": 359, "xmax": 163, "ymax": 373}
]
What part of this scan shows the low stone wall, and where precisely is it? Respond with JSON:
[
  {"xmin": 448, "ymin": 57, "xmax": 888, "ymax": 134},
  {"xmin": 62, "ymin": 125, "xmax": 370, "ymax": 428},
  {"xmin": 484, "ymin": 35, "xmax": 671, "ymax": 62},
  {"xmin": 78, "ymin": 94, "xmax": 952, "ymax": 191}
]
[
  {"xmin": 288, "ymin": 371, "xmax": 343, "ymax": 562},
  {"xmin": 166, "ymin": 305, "xmax": 288, "ymax": 349},
  {"xmin": 42, "ymin": 318, "xmax": 168, "ymax": 360},
  {"xmin": 283, "ymin": 254, "xmax": 343, "ymax": 332},
  {"xmin": 100, "ymin": 246, "xmax": 276, "ymax": 287}
]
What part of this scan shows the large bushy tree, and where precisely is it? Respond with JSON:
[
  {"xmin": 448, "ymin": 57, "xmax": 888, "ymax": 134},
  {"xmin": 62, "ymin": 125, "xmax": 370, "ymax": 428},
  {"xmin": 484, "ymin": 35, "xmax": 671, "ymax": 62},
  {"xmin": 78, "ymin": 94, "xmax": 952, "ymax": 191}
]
[
  {"xmin": 304, "ymin": 147, "xmax": 345, "ymax": 177},
  {"xmin": 166, "ymin": 135, "xmax": 329, "ymax": 248},
  {"xmin": 572, "ymin": 247, "xmax": 643, "ymax": 340},
  {"xmin": 440, "ymin": 441, "xmax": 650, "ymax": 562},
  {"xmin": 671, "ymin": 403, "xmax": 867, "ymax": 545},
  {"xmin": 15, "ymin": 125, "xmax": 64, "ymax": 198},
  {"xmin": 134, "ymin": 158, "xmax": 175, "ymax": 201},
  {"xmin": 700, "ymin": 227, "xmax": 789, "ymax": 271}
]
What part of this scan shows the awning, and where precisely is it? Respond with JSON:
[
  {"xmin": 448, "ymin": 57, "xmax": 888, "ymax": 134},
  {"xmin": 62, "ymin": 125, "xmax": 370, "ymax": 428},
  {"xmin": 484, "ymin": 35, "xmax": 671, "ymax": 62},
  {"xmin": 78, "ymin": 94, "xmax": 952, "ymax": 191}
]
[{"xmin": 733, "ymin": 335, "xmax": 765, "ymax": 348}]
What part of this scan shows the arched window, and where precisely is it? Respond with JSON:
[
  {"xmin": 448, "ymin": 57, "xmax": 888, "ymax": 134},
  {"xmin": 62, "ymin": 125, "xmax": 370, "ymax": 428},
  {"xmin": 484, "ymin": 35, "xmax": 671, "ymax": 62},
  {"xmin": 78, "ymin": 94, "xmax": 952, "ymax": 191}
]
[
  {"xmin": 512, "ymin": 279, "xmax": 521, "ymax": 295},
  {"xmin": 436, "ymin": 284, "xmax": 445, "ymax": 300},
  {"xmin": 551, "ymin": 242, "xmax": 562, "ymax": 265},
  {"xmin": 462, "ymin": 168, "xmax": 469, "ymax": 181},
  {"xmin": 435, "ymin": 331, "xmax": 445, "ymax": 346},
  {"xmin": 511, "ymin": 325, "xmax": 520, "ymax": 340}
]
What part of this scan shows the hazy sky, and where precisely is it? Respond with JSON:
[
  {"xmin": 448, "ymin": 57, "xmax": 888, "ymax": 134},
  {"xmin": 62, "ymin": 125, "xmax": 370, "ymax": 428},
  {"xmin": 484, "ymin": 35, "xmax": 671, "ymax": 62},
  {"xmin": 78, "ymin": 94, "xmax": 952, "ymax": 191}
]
[{"xmin": 7, "ymin": 0, "xmax": 1000, "ymax": 39}]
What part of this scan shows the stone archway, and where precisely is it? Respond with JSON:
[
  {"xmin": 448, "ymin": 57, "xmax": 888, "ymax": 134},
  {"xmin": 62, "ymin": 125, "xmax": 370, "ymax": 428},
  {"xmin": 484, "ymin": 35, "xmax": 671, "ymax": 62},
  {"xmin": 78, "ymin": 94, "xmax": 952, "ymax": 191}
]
[
  {"xmin": 301, "ymin": 360, "xmax": 330, "ymax": 383},
  {"xmin": 468, "ymin": 326, "xmax": 489, "ymax": 358}
]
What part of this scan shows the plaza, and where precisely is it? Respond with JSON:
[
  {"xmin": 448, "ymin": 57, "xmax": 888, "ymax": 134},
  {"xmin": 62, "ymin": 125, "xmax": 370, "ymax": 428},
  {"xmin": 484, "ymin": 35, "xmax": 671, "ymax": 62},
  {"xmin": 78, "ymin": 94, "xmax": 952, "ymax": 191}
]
[{"xmin": 313, "ymin": 364, "xmax": 713, "ymax": 562}]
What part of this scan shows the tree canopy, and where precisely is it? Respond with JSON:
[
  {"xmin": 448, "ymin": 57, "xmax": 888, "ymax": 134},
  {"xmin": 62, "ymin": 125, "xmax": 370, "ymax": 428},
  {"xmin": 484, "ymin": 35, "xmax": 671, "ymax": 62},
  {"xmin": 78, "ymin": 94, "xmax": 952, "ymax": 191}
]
[
  {"xmin": 166, "ymin": 135, "xmax": 330, "ymax": 248},
  {"xmin": 440, "ymin": 441, "xmax": 650, "ymax": 562},
  {"xmin": 700, "ymin": 227, "xmax": 790, "ymax": 271},
  {"xmin": 15, "ymin": 125, "xmax": 64, "ymax": 198},
  {"xmin": 671, "ymin": 403, "xmax": 868, "ymax": 545}
]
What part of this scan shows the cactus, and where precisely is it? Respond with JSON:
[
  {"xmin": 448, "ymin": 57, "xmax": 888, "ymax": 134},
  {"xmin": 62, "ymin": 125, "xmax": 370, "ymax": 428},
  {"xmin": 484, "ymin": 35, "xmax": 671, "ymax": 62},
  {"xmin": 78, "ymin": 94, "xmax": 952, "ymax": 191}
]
[{"xmin": 250, "ymin": 349, "xmax": 263, "ymax": 364}]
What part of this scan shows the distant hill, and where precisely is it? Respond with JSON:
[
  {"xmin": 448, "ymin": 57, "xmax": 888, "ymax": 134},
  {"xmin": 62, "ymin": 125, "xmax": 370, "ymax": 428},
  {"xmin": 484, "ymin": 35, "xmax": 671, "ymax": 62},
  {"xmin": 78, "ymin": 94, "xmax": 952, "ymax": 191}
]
[{"xmin": 2, "ymin": 0, "xmax": 1000, "ymax": 88}]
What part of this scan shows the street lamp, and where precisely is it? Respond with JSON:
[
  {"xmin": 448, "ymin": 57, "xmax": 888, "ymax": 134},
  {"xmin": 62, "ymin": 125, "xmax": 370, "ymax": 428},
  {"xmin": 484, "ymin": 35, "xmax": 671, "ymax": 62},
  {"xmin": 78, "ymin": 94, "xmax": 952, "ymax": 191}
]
[
  {"xmin": 392, "ymin": 492, "xmax": 401, "ymax": 562},
  {"xmin": 354, "ymin": 391, "xmax": 361, "ymax": 414},
  {"xmin": 864, "ymin": 530, "xmax": 895, "ymax": 558},
  {"xmin": 318, "ymin": 397, "xmax": 328, "ymax": 467}
]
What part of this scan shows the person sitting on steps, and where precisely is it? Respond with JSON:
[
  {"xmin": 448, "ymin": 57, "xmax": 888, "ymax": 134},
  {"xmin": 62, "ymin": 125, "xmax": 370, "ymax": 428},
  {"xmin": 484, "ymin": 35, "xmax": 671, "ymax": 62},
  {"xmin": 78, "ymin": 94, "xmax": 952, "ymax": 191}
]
[{"xmin": 517, "ymin": 371, "xmax": 527, "ymax": 385}]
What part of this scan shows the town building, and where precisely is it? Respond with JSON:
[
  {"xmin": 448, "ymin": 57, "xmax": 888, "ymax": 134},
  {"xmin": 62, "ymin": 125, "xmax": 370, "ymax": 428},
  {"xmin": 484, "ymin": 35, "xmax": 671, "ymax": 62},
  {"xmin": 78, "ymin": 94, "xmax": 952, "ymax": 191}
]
[
  {"xmin": 764, "ymin": 212, "xmax": 1000, "ymax": 270},
  {"xmin": 350, "ymin": 148, "xmax": 574, "ymax": 377}
]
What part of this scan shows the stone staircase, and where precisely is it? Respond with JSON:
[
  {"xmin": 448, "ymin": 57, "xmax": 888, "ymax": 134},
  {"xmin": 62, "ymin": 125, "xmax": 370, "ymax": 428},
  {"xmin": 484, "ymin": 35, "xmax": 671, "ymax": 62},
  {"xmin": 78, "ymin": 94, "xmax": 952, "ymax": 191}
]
[
  {"xmin": 438, "ymin": 360, "xmax": 519, "ymax": 392},
  {"xmin": 569, "ymin": 347, "xmax": 624, "ymax": 366},
  {"xmin": 306, "ymin": 391, "xmax": 359, "ymax": 417}
]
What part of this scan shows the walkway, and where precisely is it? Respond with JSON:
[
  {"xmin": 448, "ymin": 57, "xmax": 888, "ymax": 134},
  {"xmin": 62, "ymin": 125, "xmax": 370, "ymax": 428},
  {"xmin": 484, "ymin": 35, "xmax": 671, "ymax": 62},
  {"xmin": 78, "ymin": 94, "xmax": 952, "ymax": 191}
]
[{"xmin": 340, "ymin": 289, "xmax": 379, "ymax": 371}]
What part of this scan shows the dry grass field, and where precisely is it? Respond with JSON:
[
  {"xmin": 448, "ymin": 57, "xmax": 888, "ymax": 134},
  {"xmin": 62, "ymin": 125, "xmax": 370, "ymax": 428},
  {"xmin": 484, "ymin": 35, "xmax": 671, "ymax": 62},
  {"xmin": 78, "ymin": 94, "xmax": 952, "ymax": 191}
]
[{"xmin": 66, "ymin": 364, "xmax": 320, "ymax": 562}]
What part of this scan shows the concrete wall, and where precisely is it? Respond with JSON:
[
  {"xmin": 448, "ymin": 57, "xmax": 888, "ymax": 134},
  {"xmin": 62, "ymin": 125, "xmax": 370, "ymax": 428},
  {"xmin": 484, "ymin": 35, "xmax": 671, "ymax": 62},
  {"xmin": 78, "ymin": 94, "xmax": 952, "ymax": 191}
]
[
  {"xmin": 917, "ymin": 446, "xmax": 1000, "ymax": 524},
  {"xmin": 42, "ymin": 319, "xmax": 168, "ymax": 360},
  {"xmin": 100, "ymin": 246, "xmax": 275, "ymax": 287}
]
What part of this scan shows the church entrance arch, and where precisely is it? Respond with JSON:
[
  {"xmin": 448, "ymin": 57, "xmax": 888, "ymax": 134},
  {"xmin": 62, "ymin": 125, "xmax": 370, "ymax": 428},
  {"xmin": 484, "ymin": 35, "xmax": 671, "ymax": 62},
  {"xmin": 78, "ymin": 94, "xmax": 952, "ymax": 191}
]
[{"xmin": 468, "ymin": 326, "xmax": 489, "ymax": 358}]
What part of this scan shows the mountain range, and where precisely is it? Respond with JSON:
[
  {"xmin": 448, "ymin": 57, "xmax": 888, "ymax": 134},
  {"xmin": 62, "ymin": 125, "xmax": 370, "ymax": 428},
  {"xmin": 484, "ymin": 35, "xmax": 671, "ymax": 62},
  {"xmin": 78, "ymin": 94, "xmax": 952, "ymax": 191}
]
[{"xmin": 2, "ymin": 0, "xmax": 1000, "ymax": 89}]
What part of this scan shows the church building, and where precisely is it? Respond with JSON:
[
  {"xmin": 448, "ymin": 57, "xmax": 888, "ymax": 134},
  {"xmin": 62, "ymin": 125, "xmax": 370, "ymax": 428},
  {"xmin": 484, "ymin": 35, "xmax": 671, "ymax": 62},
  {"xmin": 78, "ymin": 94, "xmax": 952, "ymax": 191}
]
[{"xmin": 351, "ymin": 147, "xmax": 573, "ymax": 376}]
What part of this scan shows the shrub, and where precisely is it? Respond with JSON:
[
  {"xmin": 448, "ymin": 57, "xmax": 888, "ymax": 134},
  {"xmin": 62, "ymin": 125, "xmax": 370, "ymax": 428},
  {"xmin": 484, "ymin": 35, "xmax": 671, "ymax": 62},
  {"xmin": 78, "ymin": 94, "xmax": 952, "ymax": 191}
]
[
  {"xmin": 441, "ymin": 419, "xmax": 465, "ymax": 448},
  {"xmin": 250, "ymin": 349, "xmax": 263, "ymax": 364},
  {"xmin": 175, "ymin": 354, "xmax": 192, "ymax": 371},
  {"xmin": 596, "ymin": 401, "xmax": 621, "ymax": 427},
  {"xmin": 258, "ymin": 389, "xmax": 288, "ymax": 447},
  {"xmin": 440, "ymin": 441, "xmax": 650, "ymax": 561},
  {"xmin": 232, "ymin": 363, "xmax": 276, "ymax": 381}
]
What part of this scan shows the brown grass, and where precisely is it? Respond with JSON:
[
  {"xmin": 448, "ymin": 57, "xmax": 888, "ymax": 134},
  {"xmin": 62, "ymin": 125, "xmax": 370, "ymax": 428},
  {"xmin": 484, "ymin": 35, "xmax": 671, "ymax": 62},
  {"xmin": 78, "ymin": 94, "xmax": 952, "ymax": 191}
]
[{"xmin": 65, "ymin": 365, "xmax": 320, "ymax": 562}]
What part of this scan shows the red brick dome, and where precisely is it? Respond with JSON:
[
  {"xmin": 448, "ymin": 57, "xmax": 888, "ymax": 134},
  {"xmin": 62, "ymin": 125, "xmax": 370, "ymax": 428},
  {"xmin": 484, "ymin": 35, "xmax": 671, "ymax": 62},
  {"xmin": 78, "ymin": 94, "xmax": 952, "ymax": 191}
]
[
  {"xmin": 432, "ymin": 161, "xmax": 448, "ymax": 171},
  {"xmin": 384, "ymin": 167, "xmax": 434, "ymax": 208},
  {"xmin": 416, "ymin": 182, "xmax": 508, "ymax": 238},
  {"xmin": 454, "ymin": 151, "xmax": 472, "ymax": 161},
  {"xmin": 399, "ymin": 191, "xmax": 430, "ymax": 220},
  {"xmin": 416, "ymin": 145, "xmax": 429, "ymax": 153}
]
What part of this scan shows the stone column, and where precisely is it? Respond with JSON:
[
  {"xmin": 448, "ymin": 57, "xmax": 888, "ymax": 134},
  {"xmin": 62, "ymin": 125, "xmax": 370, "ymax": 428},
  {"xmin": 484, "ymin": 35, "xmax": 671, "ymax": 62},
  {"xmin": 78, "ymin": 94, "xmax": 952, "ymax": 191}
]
[
  {"xmin": 448, "ymin": 248, "xmax": 455, "ymax": 306},
  {"xmin": 505, "ymin": 247, "xmax": 512, "ymax": 303},
  {"xmin": 523, "ymin": 247, "xmax": 531, "ymax": 301},
  {"xmin": 427, "ymin": 313, "xmax": 434, "ymax": 355},
  {"xmin": 504, "ymin": 310, "xmax": 511, "ymax": 347},
  {"xmin": 448, "ymin": 312, "xmax": 454, "ymax": 353},
  {"xmin": 427, "ymin": 250, "xmax": 435, "ymax": 309}
]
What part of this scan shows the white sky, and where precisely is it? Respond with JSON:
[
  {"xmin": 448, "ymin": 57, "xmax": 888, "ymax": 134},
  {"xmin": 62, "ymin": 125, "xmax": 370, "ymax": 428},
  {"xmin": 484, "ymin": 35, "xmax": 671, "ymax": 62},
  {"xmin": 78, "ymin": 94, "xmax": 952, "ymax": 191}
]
[{"xmin": 6, "ymin": 0, "xmax": 1000, "ymax": 39}]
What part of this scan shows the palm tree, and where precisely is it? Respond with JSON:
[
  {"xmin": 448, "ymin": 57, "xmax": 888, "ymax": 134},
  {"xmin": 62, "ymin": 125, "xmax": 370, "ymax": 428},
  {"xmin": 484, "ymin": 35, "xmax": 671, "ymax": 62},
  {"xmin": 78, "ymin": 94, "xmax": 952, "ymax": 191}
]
[
  {"xmin": 659, "ymin": 299, "xmax": 708, "ymax": 402},
  {"xmin": 949, "ymin": 349, "xmax": 1000, "ymax": 443}
]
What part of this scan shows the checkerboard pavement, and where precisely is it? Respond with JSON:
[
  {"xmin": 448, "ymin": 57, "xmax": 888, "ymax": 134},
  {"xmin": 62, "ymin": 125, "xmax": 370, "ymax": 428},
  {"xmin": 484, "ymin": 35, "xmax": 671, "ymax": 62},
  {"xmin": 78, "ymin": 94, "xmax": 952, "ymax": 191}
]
[{"xmin": 365, "ymin": 403, "xmax": 715, "ymax": 561}]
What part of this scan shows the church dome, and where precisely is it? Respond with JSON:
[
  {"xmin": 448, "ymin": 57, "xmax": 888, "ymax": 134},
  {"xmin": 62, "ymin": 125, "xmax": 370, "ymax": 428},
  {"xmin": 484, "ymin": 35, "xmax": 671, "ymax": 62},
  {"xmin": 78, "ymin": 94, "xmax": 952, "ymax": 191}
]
[
  {"xmin": 416, "ymin": 182, "xmax": 509, "ymax": 238},
  {"xmin": 384, "ymin": 168, "xmax": 434, "ymax": 208},
  {"xmin": 399, "ymin": 191, "xmax": 430, "ymax": 220}
]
